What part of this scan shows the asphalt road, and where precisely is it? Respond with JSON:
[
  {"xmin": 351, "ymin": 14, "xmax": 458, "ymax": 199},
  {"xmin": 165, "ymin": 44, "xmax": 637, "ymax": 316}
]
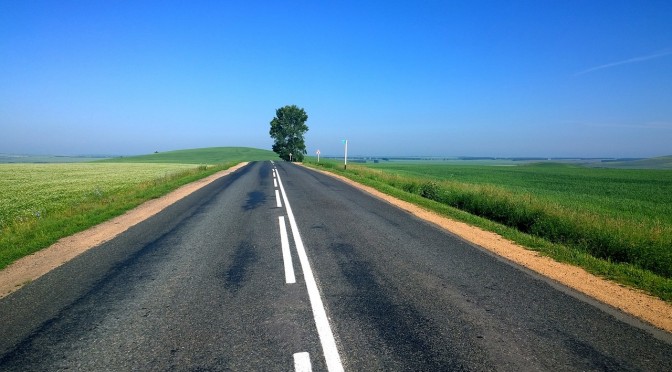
[{"xmin": 1, "ymin": 161, "xmax": 671, "ymax": 371}]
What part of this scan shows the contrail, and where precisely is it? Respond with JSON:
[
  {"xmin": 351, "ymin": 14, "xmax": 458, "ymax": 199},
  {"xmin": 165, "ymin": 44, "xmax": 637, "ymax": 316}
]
[{"xmin": 575, "ymin": 49, "xmax": 672, "ymax": 76}]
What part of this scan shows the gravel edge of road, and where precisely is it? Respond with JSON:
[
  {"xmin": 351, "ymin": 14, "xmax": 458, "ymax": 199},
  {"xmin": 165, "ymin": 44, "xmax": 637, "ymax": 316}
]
[
  {"xmin": 300, "ymin": 164, "xmax": 672, "ymax": 337},
  {"xmin": 0, "ymin": 162, "xmax": 249, "ymax": 299}
]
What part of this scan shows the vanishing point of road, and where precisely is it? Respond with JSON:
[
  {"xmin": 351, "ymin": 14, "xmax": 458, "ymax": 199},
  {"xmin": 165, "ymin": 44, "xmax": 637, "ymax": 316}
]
[{"xmin": 1, "ymin": 161, "xmax": 671, "ymax": 371}]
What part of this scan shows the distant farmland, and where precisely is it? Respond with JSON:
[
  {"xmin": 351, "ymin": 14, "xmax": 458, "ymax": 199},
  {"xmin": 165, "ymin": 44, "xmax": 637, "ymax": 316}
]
[{"xmin": 319, "ymin": 155, "xmax": 672, "ymax": 169}]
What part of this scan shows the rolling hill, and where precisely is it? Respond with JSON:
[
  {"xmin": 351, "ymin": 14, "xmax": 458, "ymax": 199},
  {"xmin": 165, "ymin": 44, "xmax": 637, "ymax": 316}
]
[{"xmin": 100, "ymin": 147, "xmax": 279, "ymax": 164}]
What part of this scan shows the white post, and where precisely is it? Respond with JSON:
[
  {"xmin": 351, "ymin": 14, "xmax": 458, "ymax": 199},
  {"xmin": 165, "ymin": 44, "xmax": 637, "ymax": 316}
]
[{"xmin": 344, "ymin": 139, "xmax": 348, "ymax": 170}]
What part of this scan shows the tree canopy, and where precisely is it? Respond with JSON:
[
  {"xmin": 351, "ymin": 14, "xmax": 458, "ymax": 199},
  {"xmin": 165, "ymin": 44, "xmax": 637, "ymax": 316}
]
[{"xmin": 269, "ymin": 105, "xmax": 309, "ymax": 162}]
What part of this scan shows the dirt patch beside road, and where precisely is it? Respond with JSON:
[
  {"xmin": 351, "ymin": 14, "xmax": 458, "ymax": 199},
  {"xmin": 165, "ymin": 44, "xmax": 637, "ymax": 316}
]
[
  {"xmin": 0, "ymin": 162, "xmax": 248, "ymax": 298},
  {"xmin": 305, "ymin": 166, "xmax": 672, "ymax": 335}
]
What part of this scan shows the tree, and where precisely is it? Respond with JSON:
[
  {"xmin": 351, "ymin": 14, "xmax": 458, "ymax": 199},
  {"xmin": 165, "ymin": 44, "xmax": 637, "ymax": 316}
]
[{"xmin": 269, "ymin": 105, "xmax": 309, "ymax": 162}]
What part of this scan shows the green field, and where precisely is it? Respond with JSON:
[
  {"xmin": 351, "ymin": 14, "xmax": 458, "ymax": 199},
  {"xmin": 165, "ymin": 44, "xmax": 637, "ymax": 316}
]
[
  {"xmin": 0, "ymin": 147, "xmax": 277, "ymax": 270},
  {"xmin": 305, "ymin": 158, "xmax": 672, "ymax": 301},
  {"xmin": 100, "ymin": 147, "xmax": 278, "ymax": 164},
  {"xmin": 367, "ymin": 162, "xmax": 672, "ymax": 225}
]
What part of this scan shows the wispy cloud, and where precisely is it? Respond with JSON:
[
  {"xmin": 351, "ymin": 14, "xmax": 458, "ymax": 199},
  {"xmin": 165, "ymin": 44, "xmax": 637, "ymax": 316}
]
[{"xmin": 575, "ymin": 49, "xmax": 672, "ymax": 76}]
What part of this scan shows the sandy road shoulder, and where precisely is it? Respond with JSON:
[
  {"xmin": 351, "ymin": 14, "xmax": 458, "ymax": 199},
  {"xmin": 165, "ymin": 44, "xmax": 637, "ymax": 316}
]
[
  {"xmin": 303, "ymin": 165, "xmax": 672, "ymax": 335},
  {"xmin": 0, "ymin": 162, "xmax": 249, "ymax": 298}
]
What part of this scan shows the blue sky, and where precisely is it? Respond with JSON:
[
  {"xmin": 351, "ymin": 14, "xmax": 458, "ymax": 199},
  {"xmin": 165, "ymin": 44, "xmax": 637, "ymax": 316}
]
[{"xmin": 1, "ymin": 1, "xmax": 671, "ymax": 157}]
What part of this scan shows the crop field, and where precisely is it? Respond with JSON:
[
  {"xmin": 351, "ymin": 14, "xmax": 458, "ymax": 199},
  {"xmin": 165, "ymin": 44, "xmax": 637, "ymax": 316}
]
[
  {"xmin": 0, "ymin": 163, "xmax": 198, "ymax": 230},
  {"xmin": 0, "ymin": 162, "xmax": 220, "ymax": 269},
  {"xmin": 306, "ymin": 159, "xmax": 672, "ymax": 301},
  {"xmin": 368, "ymin": 162, "xmax": 672, "ymax": 225}
]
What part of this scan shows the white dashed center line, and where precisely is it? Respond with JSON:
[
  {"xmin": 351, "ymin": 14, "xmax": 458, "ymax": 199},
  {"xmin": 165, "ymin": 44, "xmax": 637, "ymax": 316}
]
[
  {"xmin": 275, "ymin": 189, "xmax": 282, "ymax": 208},
  {"xmin": 294, "ymin": 352, "xmax": 313, "ymax": 372},
  {"xmin": 278, "ymin": 216, "xmax": 296, "ymax": 284},
  {"xmin": 276, "ymin": 170, "xmax": 344, "ymax": 372}
]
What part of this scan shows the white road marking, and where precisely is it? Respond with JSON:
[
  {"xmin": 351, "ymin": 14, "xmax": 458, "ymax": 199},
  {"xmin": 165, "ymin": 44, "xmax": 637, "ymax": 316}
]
[
  {"xmin": 275, "ymin": 190, "xmax": 282, "ymax": 208},
  {"xmin": 276, "ymin": 172, "xmax": 345, "ymax": 372},
  {"xmin": 278, "ymin": 216, "xmax": 296, "ymax": 284},
  {"xmin": 274, "ymin": 178, "xmax": 278, "ymax": 188},
  {"xmin": 294, "ymin": 352, "xmax": 313, "ymax": 372}
]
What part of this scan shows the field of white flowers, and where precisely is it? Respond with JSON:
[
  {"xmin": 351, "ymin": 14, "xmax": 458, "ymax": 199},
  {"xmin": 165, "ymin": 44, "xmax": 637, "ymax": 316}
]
[{"xmin": 0, "ymin": 163, "xmax": 199, "ymax": 230}]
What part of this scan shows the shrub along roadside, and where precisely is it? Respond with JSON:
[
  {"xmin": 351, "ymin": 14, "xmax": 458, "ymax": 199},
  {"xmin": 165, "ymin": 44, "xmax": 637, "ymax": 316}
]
[
  {"xmin": 303, "ymin": 159, "xmax": 672, "ymax": 302},
  {"xmin": 0, "ymin": 162, "xmax": 236, "ymax": 270}
]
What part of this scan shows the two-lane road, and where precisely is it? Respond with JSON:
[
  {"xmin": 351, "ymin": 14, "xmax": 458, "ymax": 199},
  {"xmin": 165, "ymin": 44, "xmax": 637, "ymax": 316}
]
[{"xmin": 1, "ymin": 161, "xmax": 671, "ymax": 371}]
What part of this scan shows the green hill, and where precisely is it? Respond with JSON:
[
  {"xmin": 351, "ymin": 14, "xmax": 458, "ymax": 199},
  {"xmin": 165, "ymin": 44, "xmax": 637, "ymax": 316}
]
[{"xmin": 100, "ymin": 147, "xmax": 279, "ymax": 164}]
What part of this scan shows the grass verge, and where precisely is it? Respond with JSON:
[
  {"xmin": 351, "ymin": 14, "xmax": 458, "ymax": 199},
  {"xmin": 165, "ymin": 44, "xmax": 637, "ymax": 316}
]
[{"xmin": 304, "ymin": 159, "xmax": 672, "ymax": 302}]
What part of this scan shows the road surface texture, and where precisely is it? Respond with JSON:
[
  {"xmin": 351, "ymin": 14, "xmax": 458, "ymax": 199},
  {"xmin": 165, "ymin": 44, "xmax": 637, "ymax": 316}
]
[{"xmin": 1, "ymin": 161, "xmax": 671, "ymax": 371}]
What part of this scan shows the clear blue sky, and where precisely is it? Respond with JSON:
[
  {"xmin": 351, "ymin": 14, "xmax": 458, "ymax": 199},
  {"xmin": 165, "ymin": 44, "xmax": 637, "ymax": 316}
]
[{"xmin": 2, "ymin": 1, "xmax": 671, "ymax": 158}]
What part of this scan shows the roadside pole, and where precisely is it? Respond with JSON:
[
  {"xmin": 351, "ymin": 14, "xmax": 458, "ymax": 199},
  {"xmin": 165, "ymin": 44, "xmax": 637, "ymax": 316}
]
[
  {"xmin": 342, "ymin": 139, "xmax": 348, "ymax": 170},
  {"xmin": 316, "ymin": 149, "xmax": 321, "ymax": 163}
]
